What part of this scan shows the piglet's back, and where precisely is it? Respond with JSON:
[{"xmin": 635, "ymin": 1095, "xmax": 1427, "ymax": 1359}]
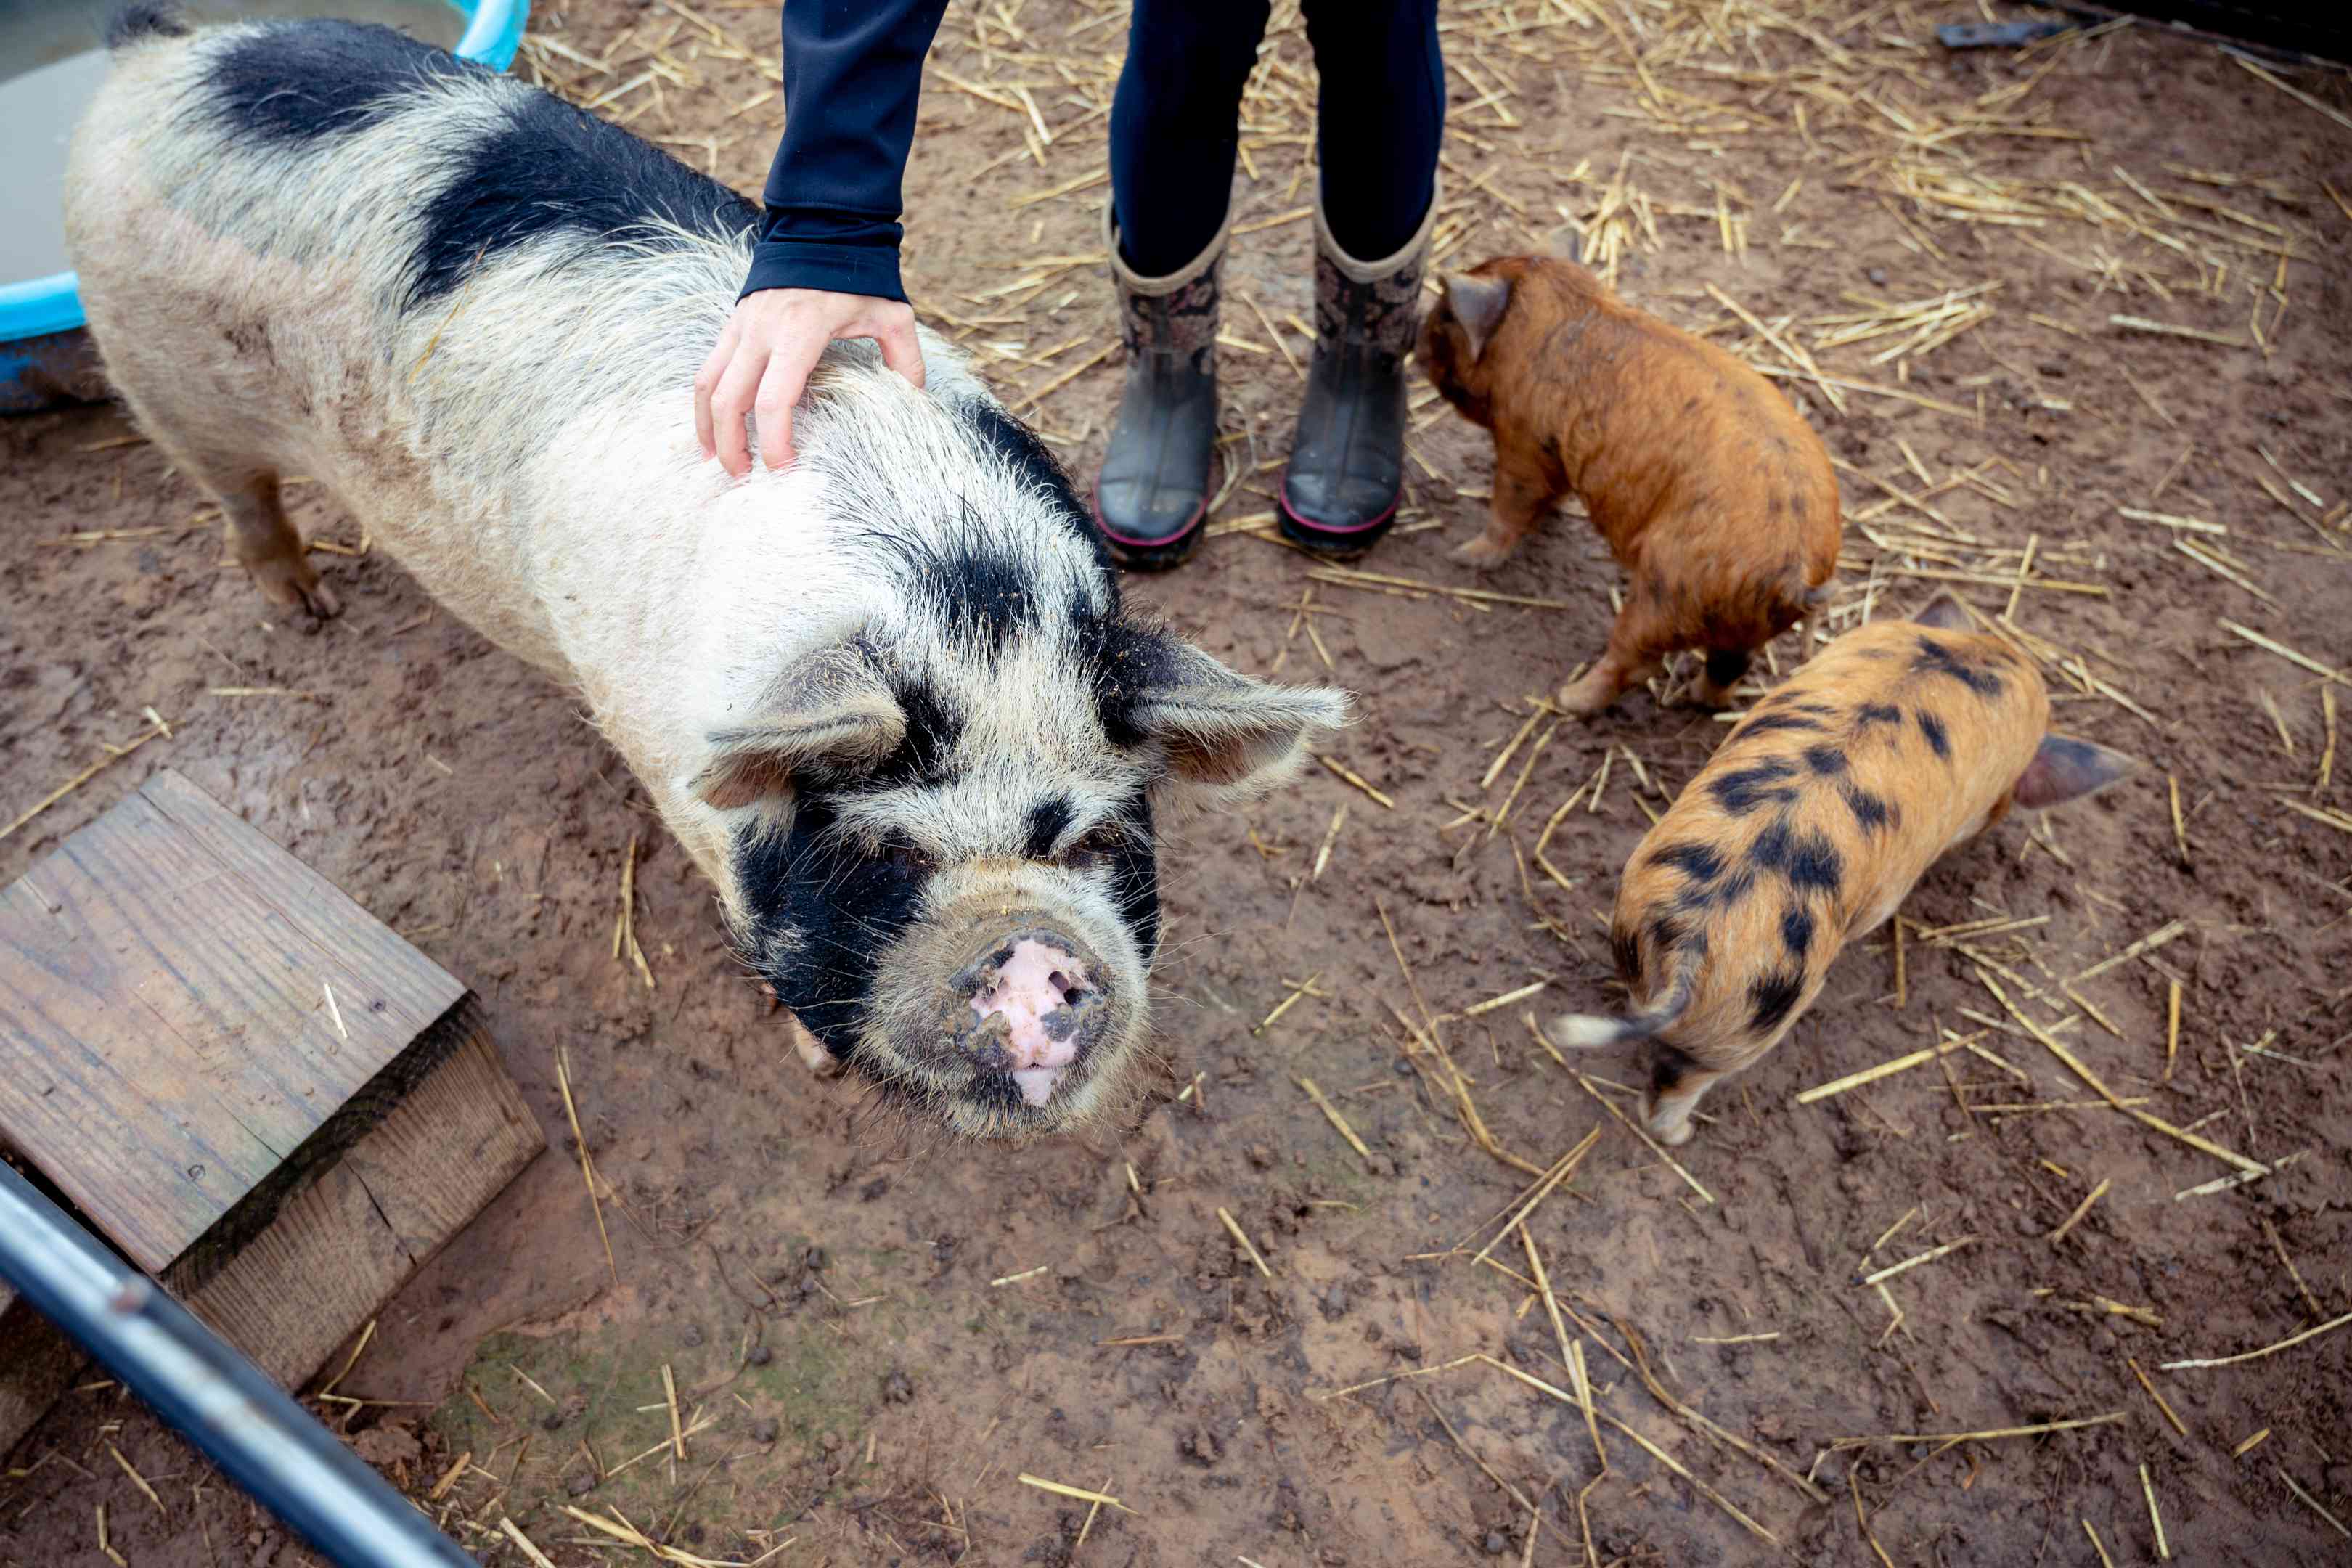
[
  {"xmin": 1616, "ymin": 619, "xmax": 2047, "ymax": 1056},
  {"xmin": 1502, "ymin": 261, "xmax": 1838, "ymax": 597}
]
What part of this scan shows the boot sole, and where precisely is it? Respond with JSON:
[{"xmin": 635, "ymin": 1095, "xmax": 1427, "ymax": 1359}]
[
  {"xmin": 1276, "ymin": 485, "xmax": 1397, "ymax": 561},
  {"xmin": 1093, "ymin": 489, "xmax": 1207, "ymax": 573}
]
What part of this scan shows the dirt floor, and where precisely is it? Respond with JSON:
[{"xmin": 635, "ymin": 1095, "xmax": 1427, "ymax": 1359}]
[{"xmin": 6, "ymin": 2, "xmax": 2352, "ymax": 1564}]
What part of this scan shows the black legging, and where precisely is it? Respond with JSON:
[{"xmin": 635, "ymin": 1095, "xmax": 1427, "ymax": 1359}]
[{"xmin": 1108, "ymin": 0, "xmax": 1446, "ymax": 276}]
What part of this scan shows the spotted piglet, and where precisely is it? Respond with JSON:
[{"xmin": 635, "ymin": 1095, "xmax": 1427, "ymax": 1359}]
[
  {"xmin": 1549, "ymin": 595, "xmax": 2136, "ymax": 1144},
  {"xmin": 1416, "ymin": 254, "xmax": 1842, "ymax": 717}
]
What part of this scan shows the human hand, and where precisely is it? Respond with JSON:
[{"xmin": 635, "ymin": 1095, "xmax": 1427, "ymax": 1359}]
[{"xmin": 694, "ymin": 288, "xmax": 926, "ymax": 475}]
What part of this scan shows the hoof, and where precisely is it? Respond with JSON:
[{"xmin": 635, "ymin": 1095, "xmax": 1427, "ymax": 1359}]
[
  {"xmin": 1448, "ymin": 534, "xmax": 1518, "ymax": 570},
  {"xmin": 246, "ymin": 554, "xmax": 341, "ymax": 619}
]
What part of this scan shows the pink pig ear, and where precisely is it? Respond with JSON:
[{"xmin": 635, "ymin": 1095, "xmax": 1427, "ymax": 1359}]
[
  {"xmin": 2012, "ymin": 734, "xmax": 2138, "ymax": 811},
  {"xmin": 1911, "ymin": 592, "xmax": 1975, "ymax": 633}
]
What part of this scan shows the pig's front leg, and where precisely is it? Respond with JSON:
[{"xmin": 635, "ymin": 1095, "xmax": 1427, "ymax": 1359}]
[{"xmin": 1450, "ymin": 441, "xmax": 1556, "ymax": 568}]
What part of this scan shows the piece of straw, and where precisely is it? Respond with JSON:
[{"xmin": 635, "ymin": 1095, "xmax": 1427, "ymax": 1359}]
[
  {"xmin": 1218, "ymin": 1207, "xmax": 1274, "ymax": 1278},
  {"xmin": 1297, "ymin": 1077, "xmax": 1373, "ymax": 1164},
  {"xmin": 1573, "ymin": 1072, "xmax": 1714, "ymax": 1205},
  {"xmin": 556, "ymin": 1048, "xmax": 620, "ymax": 1288},
  {"xmin": 2160, "ymin": 1310, "xmax": 2352, "ymax": 1371},
  {"xmin": 1832, "ymin": 1413, "xmax": 2123, "ymax": 1448},
  {"xmin": 2141, "ymin": 1464, "xmax": 2168, "ymax": 1559},
  {"xmin": 2128, "ymin": 1357, "xmax": 2187, "ymax": 1439},
  {"xmin": 2047, "ymin": 1178, "xmax": 2110, "ymax": 1244}
]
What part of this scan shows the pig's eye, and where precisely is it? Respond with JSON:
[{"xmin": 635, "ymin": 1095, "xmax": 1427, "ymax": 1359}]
[
  {"xmin": 1060, "ymin": 825, "xmax": 1127, "ymax": 870},
  {"xmin": 878, "ymin": 837, "xmax": 932, "ymax": 875}
]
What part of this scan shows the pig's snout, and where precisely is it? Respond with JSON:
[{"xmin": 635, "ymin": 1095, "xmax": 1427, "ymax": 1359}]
[
  {"xmin": 959, "ymin": 938, "xmax": 1098, "ymax": 1106},
  {"xmin": 950, "ymin": 929, "xmax": 1106, "ymax": 1108}
]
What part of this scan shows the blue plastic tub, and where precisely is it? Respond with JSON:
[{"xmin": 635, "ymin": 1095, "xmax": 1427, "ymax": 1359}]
[{"xmin": 0, "ymin": 0, "xmax": 528, "ymax": 412}]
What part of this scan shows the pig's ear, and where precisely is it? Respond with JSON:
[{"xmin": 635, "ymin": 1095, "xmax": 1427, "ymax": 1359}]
[
  {"xmin": 1913, "ymin": 592, "xmax": 1975, "ymax": 633},
  {"xmin": 1127, "ymin": 642, "xmax": 1351, "ymax": 797},
  {"xmin": 692, "ymin": 648, "xmax": 905, "ymax": 809},
  {"xmin": 1440, "ymin": 271, "xmax": 1512, "ymax": 362},
  {"xmin": 2012, "ymin": 734, "xmax": 2137, "ymax": 812}
]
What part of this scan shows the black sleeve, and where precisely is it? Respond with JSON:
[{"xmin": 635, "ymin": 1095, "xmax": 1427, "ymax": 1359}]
[{"xmin": 740, "ymin": 0, "xmax": 952, "ymax": 303}]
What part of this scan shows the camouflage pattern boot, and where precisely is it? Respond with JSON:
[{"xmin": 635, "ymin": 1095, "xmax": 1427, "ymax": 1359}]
[
  {"xmin": 1092, "ymin": 210, "xmax": 1227, "ymax": 571},
  {"xmin": 1277, "ymin": 186, "xmax": 1438, "ymax": 558}
]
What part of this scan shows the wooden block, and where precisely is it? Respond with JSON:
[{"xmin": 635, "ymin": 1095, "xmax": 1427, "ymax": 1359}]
[
  {"xmin": 0, "ymin": 771, "xmax": 543, "ymax": 1457},
  {"xmin": 0, "ymin": 1277, "xmax": 88, "ymax": 1460}
]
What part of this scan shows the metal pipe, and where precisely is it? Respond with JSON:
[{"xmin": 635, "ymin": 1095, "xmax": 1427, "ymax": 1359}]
[{"xmin": 0, "ymin": 1161, "xmax": 478, "ymax": 1568}]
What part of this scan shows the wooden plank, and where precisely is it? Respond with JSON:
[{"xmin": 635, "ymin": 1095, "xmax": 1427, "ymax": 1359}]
[
  {"xmin": 0, "ymin": 1010, "xmax": 542, "ymax": 1455},
  {"xmin": 0, "ymin": 773, "xmax": 544, "ymax": 1459},
  {"xmin": 0, "ymin": 1271, "xmax": 89, "ymax": 1461},
  {"xmin": 0, "ymin": 772, "xmax": 464, "ymax": 1274},
  {"xmin": 182, "ymin": 1005, "xmax": 541, "ymax": 1386}
]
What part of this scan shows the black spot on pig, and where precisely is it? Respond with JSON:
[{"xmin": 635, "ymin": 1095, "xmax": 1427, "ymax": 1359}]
[
  {"xmin": 1749, "ymin": 971, "xmax": 1805, "ymax": 1033},
  {"xmin": 1650, "ymin": 1043, "xmax": 1700, "ymax": 1096},
  {"xmin": 1842, "ymin": 785, "xmax": 1895, "ymax": 834},
  {"xmin": 1644, "ymin": 913, "xmax": 1707, "ymax": 960},
  {"xmin": 406, "ymin": 73, "xmax": 761, "ymax": 308},
  {"xmin": 1915, "ymin": 709, "xmax": 1951, "ymax": 760},
  {"xmin": 205, "ymin": 20, "xmax": 475, "ymax": 147},
  {"xmin": 959, "ymin": 401, "xmax": 1106, "ymax": 562},
  {"xmin": 1101, "ymin": 790, "xmax": 1161, "ymax": 961},
  {"xmin": 1611, "ymin": 924, "xmax": 1643, "ymax": 987},
  {"xmin": 1705, "ymin": 648, "xmax": 1750, "ymax": 692},
  {"xmin": 1649, "ymin": 841, "xmax": 1727, "ymax": 883},
  {"xmin": 1780, "ymin": 906, "xmax": 1814, "ymax": 960},
  {"xmin": 733, "ymin": 799, "xmax": 931, "ymax": 1061},
  {"xmin": 1710, "ymin": 758, "xmax": 1800, "ymax": 815},
  {"xmin": 1912, "ymin": 635, "xmax": 2004, "ymax": 697},
  {"xmin": 871, "ymin": 526, "xmax": 1037, "ymax": 655},
  {"xmin": 1855, "ymin": 703, "xmax": 1903, "ymax": 733},
  {"xmin": 1737, "ymin": 711, "xmax": 1824, "ymax": 738},
  {"xmin": 1075, "ymin": 613, "xmax": 1179, "ymax": 750},
  {"xmin": 1024, "ymin": 796, "xmax": 1075, "ymax": 861},
  {"xmin": 870, "ymin": 678, "xmax": 963, "ymax": 790},
  {"xmin": 1751, "ymin": 820, "xmax": 1843, "ymax": 894},
  {"xmin": 1802, "ymin": 744, "xmax": 1846, "ymax": 776}
]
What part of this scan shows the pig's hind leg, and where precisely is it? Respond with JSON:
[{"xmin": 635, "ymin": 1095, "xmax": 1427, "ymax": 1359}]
[
  {"xmin": 1643, "ymin": 1043, "xmax": 1724, "ymax": 1147},
  {"xmin": 1671, "ymin": 646, "xmax": 1750, "ymax": 710},
  {"xmin": 213, "ymin": 469, "xmax": 340, "ymax": 619}
]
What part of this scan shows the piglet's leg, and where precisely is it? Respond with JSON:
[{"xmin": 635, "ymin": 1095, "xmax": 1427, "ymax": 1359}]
[
  {"xmin": 1675, "ymin": 647, "xmax": 1751, "ymax": 709},
  {"xmin": 1556, "ymin": 596, "xmax": 1668, "ymax": 718},
  {"xmin": 219, "ymin": 470, "xmax": 340, "ymax": 619},
  {"xmin": 1643, "ymin": 1045, "xmax": 1723, "ymax": 1147},
  {"xmin": 1450, "ymin": 448, "xmax": 1555, "ymax": 568}
]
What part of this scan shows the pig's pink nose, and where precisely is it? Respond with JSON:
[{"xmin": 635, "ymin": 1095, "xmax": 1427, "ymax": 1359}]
[{"xmin": 968, "ymin": 938, "xmax": 1092, "ymax": 1106}]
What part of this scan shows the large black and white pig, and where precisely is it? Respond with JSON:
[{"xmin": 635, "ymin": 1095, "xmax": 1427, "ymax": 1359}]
[{"xmin": 65, "ymin": 7, "xmax": 1348, "ymax": 1139}]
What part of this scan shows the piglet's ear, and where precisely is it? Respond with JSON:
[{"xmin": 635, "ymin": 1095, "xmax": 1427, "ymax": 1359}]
[
  {"xmin": 1441, "ymin": 271, "xmax": 1512, "ymax": 363},
  {"xmin": 1912, "ymin": 592, "xmax": 1975, "ymax": 633},
  {"xmin": 2012, "ymin": 734, "xmax": 2137, "ymax": 812},
  {"xmin": 1127, "ymin": 641, "xmax": 1350, "ymax": 800},
  {"xmin": 692, "ymin": 644, "xmax": 905, "ymax": 810}
]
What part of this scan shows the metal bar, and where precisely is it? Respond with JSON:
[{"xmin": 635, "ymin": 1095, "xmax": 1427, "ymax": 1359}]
[{"xmin": 0, "ymin": 1161, "xmax": 478, "ymax": 1568}]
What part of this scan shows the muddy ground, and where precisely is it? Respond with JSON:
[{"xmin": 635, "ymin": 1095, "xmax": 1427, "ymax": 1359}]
[{"xmin": 5, "ymin": 3, "xmax": 2352, "ymax": 1564}]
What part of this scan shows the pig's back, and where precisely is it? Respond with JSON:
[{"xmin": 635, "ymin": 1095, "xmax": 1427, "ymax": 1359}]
[
  {"xmin": 1614, "ymin": 619, "xmax": 2047, "ymax": 1063},
  {"xmin": 1543, "ymin": 275, "xmax": 1839, "ymax": 629},
  {"xmin": 65, "ymin": 16, "xmax": 772, "ymax": 666}
]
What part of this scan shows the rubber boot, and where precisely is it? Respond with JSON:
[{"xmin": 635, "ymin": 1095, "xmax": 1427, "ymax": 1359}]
[
  {"xmin": 1093, "ymin": 210, "xmax": 1226, "ymax": 571},
  {"xmin": 1278, "ymin": 184, "xmax": 1438, "ymax": 558}
]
